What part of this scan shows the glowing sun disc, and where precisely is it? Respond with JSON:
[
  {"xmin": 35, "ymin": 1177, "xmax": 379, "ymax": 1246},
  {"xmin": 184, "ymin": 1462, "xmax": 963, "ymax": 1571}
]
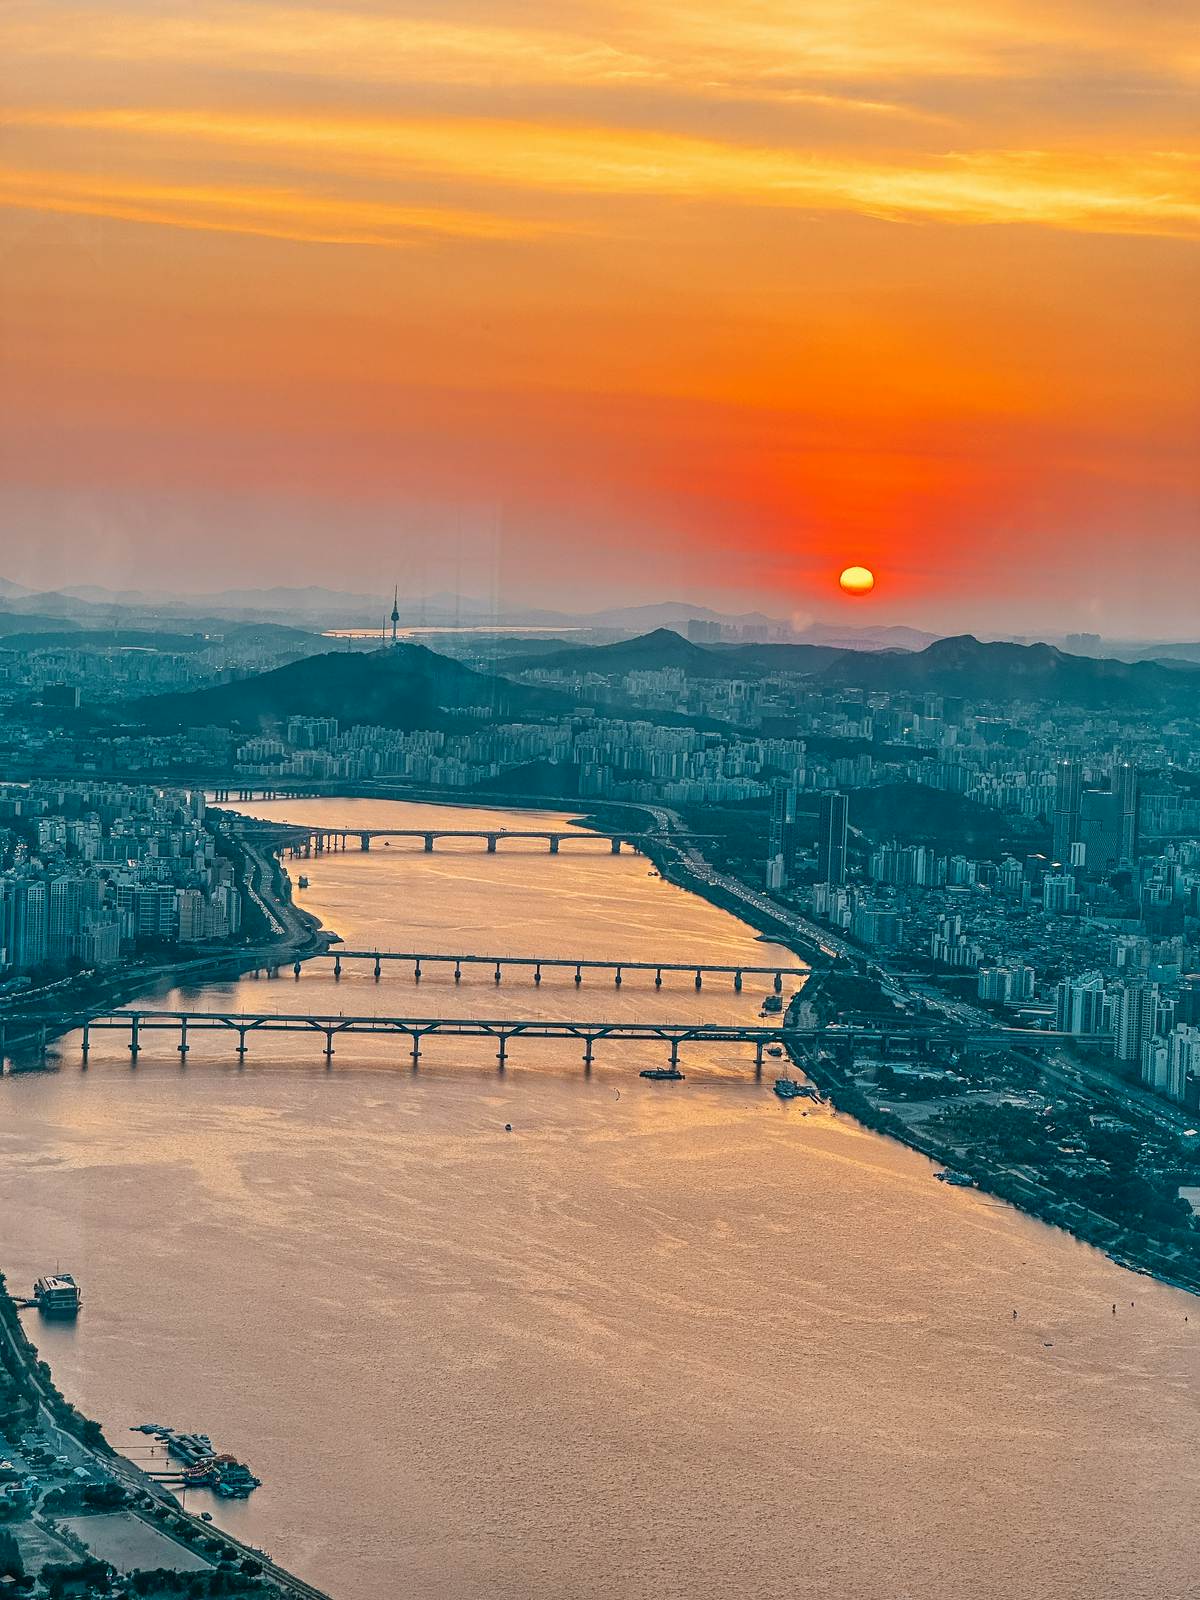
[{"xmin": 839, "ymin": 565, "xmax": 876, "ymax": 595}]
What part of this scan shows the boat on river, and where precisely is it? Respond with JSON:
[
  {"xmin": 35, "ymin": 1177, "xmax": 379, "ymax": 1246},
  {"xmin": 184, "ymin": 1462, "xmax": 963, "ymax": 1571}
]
[
  {"xmin": 140, "ymin": 1426, "xmax": 262, "ymax": 1495},
  {"xmin": 773, "ymin": 1078, "xmax": 819, "ymax": 1101},
  {"xmin": 33, "ymin": 1274, "xmax": 81, "ymax": 1317},
  {"xmin": 640, "ymin": 1067, "xmax": 685, "ymax": 1081}
]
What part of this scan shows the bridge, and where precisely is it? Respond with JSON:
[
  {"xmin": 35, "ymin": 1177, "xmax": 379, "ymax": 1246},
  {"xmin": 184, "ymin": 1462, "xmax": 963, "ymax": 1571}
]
[
  {"xmin": 73, "ymin": 1009, "xmax": 793, "ymax": 1070},
  {"xmin": 226, "ymin": 823, "xmax": 652, "ymax": 856},
  {"xmin": 210, "ymin": 786, "xmax": 323, "ymax": 803},
  {"xmin": 288, "ymin": 949, "xmax": 807, "ymax": 991},
  {"xmin": 9, "ymin": 1008, "xmax": 1105, "ymax": 1073}
]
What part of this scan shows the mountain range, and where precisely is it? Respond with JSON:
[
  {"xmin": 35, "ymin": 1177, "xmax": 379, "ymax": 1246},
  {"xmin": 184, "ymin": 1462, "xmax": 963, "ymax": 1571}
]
[
  {"xmin": 509, "ymin": 629, "xmax": 1200, "ymax": 710},
  {"xmin": 122, "ymin": 630, "xmax": 1200, "ymax": 737}
]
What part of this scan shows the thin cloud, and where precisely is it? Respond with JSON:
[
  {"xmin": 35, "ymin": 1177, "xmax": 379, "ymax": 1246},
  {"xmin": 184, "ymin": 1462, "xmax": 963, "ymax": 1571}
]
[{"xmin": 6, "ymin": 107, "xmax": 1197, "ymax": 239}]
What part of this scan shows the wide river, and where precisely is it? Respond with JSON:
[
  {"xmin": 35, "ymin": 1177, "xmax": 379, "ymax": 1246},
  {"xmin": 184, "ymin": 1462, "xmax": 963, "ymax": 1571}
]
[{"xmin": 1, "ymin": 797, "xmax": 1197, "ymax": 1599}]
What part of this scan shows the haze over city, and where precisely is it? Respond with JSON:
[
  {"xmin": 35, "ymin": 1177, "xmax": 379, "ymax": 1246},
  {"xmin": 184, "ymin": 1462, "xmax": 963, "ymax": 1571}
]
[{"xmin": 3, "ymin": 1, "xmax": 1198, "ymax": 634}]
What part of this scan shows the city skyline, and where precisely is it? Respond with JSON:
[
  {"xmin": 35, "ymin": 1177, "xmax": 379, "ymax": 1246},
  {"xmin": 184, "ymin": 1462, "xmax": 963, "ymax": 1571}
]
[{"xmin": 3, "ymin": 1, "xmax": 1198, "ymax": 634}]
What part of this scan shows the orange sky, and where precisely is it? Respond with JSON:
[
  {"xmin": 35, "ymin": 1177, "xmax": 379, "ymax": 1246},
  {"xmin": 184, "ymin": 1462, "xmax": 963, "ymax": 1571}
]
[{"xmin": 2, "ymin": 1, "xmax": 1197, "ymax": 631}]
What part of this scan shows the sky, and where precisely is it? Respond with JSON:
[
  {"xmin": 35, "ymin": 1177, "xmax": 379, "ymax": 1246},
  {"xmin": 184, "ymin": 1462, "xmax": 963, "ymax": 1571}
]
[{"xmin": 1, "ymin": 1, "xmax": 1197, "ymax": 635}]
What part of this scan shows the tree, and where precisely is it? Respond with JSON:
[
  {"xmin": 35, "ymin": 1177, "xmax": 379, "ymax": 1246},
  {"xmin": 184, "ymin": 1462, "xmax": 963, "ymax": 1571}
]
[{"xmin": 0, "ymin": 1527, "xmax": 23, "ymax": 1579}]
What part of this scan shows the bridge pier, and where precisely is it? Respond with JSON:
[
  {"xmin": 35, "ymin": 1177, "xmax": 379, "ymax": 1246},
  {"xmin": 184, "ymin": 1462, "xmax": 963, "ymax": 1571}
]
[
  {"xmin": 611, "ymin": 838, "xmax": 622, "ymax": 854},
  {"xmin": 496, "ymin": 1035, "xmax": 508, "ymax": 1069},
  {"xmin": 734, "ymin": 970, "xmax": 743, "ymax": 992},
  {"xmin": 454, "ymin": 961, "xmax": 462, "ymax": 982},
  {"xmin": 424, "ymin": 833, "xmax": 435, "ymax": 852},
  {"xmin": 178, "ymin": 1020, "xmax": 189, "ymax": 1057},
  {"xmin": 360, "ymin": 834, "xmax": 371, "ymax": 851},
  {"xmin": 80, "ymin": 1023, "xmax": 89, "ymax": 1063},
  {"xmin": 574, "ymin": 966, "xmax": 582, "ymax": 985},
  {"xmin": 614, "ymin": 967, "xmax": 622, "ymax": 986},
  {"xmin": 374, "ymin": 956, "xmax": 382, "ymax": 980},
  {"xmin": 129, "ymin": 1017, "xmax": 140, "ymax": 1061},
  {"xmin": 655, "ymin": 969, "xmax": 662, "ymax": 987},
  {"xmin": 669, "ymin": 1040, "xmax": 680, "ymax": 1068},
  {"xmin": 694, "ymin": 969, "xmax": 703, "ymax": 990},
  {"xmin": 754, "ymin": 1039, "xmax": 764, "ymax": 1070},
  {"xmin": 237, "ymin": 1027, "xmax": 247, "ymax": 1059},
  {"xmin": 324, "ymin": 1030, "xmax": 335, "ymax": 1058},
  {"xmin": 410, "ymin": 1035, "xmax": 421, "ymax": 1064},
  {"xmin": 583, "ymin": 1038, "xmax": 594, "ymax": 1068},
  {"xmin": 414, "ymin": 960, "xmax": 422, "ymax": 981},
  {"xmin": 293, "ymin": 960, "xmax": 302, "ymax": 979},
  {"xmin": 534, "ymin": 964, "xmax": 542, "ymax": 984},
  {"xmin": 494, "ymin": 962, "xmax": 502, "ymax": 984},
  {"xmin": 549, "ymin": 836, "xmax": 560, "ymax": 854},
  {"xmin": 333, "ymin": 956, "xmax": 342, "ymax": 978},
  {"xmin": 774, "ymin": 972, "xmax": 783, "ymax": 993},
  {"xmin": 486, "ymin": 834, "xmax": 497, "ymax": 853}
]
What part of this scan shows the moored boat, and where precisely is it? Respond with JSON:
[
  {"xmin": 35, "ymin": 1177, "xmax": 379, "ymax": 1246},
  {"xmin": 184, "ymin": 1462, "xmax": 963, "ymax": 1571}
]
[{"xmin": 33, "ymin": 1274, "xmax": 81, "ymax": 1317}]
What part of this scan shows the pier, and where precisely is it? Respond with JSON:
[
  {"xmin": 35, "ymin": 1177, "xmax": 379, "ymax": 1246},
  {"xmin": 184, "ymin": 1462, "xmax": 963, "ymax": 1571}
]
[{"xmin": 296, "ymin": 950, "xmax": 807, "ymax": 991}]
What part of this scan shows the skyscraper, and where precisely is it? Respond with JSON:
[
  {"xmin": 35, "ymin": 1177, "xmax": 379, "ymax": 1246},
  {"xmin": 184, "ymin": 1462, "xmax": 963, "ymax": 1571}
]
[
  {"xmin": 766, "ymin": 777, "xmax": 796, "ymax": 888},
  {"xmin": 1052, "ymin": 759, "xmax": 1082, "ymax": 864},
  {"xmin": 817, "ymin": 792, "xmax": 848, "ymax": 886},
  {"xmin": 768, "ymin": 778, "xmax": 795, "ymax": 859},
  {"xmin": 1117, "ymin": 762, "xmax": 1140, "ymax": 862}
]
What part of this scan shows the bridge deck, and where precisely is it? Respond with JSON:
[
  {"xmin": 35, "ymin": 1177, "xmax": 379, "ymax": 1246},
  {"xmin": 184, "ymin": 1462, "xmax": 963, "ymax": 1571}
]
[
  {"xmin": 81, "ymin": 1010, "xmax": 786, "ymax": 1042},
  {"xmin": 318, "ymin": 951, "xmax": 805, "ymax": 977},
  {"xmin": 231, "ymin": 826, "xmax": 653, "ymax": 841}
]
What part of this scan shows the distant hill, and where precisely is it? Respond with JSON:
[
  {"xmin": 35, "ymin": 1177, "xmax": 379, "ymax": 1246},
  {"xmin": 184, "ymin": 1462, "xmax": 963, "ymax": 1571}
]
[
  {"xmin": 0, "ymin": 628, "xmax": 210, "ymax": 654},
  {"xmin": 507, "ymin": 628, "xmax": 724, "ymax": 678},
  {"xmin": 797, "ymin": 622, "xmax": 939, "ymax": 651},
  {"xmin": 818, "ymin": 635, "xmax": 1200, "ymax": 709},
  {"xmin": 0, "ymin": 611, "xmax": 83, "ymax": 637},
  {"xmin": 507, "ymin": 628, "xmax": 841, "ymax": 679},
  {"xmin": 0, "ymin": 621, "xmax": 322, "ymax": 655},
  {"xmin": 710, "ymin": 640, "xmax": 852, "ymax": 674},
  {"xmin": 130, "ymin": 645, "xmax": 577, "ymax": 733},
  {"xmin": 849, "ymin": 782, "xmax": 1047, "ymax": 859}
]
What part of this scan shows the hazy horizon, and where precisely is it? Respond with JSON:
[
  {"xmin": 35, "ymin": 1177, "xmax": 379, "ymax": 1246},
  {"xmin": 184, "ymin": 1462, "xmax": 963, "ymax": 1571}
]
[{"xmin": 3, "ymin": 568, "xmax": 1200, "ymax": 647}]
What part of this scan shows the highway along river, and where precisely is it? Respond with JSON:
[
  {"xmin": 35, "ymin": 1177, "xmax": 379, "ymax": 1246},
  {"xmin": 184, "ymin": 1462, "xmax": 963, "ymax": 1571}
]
[{"xmin": 0, "ymin": 797, "xmax": 1197, "ymax": 1600}]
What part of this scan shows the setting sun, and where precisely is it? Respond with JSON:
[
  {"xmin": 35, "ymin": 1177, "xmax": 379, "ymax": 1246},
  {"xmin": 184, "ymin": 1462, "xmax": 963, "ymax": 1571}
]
[{"xmin": 839, "ymin": 565, "xmax": 876, "ymax": 595}]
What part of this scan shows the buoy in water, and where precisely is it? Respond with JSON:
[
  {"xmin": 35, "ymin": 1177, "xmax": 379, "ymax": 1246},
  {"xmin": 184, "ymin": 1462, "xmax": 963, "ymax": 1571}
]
[{"xmin": 504, "ymin": 1123, "xmax": 512, "ymax": 1132}]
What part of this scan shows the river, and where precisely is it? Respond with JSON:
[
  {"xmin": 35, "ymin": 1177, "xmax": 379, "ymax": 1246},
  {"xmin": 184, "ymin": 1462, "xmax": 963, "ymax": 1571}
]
[{"xmin": 0, "ymin": 797, "xmax": 1197, "ymax": 1599}]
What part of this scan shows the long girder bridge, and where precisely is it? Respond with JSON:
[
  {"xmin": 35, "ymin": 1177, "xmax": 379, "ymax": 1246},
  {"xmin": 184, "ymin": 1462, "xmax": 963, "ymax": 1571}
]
[
  {"xmin": 224, "ymin": 822, "xmax": 665, "ymax": 856},
  {"xmin": 74, "ymin": 1010, "xmax": 793, "ymax": 1070},
  {"xmin": 46, "ymin": 1011, "xmax": 1103, "ymax": 1073},
  {"xmin": 287, "ymin": 950, "xmax": 807, "ymax": 992}
]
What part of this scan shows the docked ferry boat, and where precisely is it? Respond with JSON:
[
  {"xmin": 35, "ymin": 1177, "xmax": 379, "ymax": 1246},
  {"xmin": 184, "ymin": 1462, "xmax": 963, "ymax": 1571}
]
[{"xmin": 33, "ymin": 1274, "xmax": 81, "ymax": 1317}]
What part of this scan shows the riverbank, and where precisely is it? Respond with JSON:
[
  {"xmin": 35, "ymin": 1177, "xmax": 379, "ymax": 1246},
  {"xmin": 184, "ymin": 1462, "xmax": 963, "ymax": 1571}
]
[
  {"xmin": 0, "ymin": 1276, "xmax": 331, "ymax": 1597},
  {"xmin": 1, "ymin": 827, "xmax": 330, "ymax": 1073}
]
